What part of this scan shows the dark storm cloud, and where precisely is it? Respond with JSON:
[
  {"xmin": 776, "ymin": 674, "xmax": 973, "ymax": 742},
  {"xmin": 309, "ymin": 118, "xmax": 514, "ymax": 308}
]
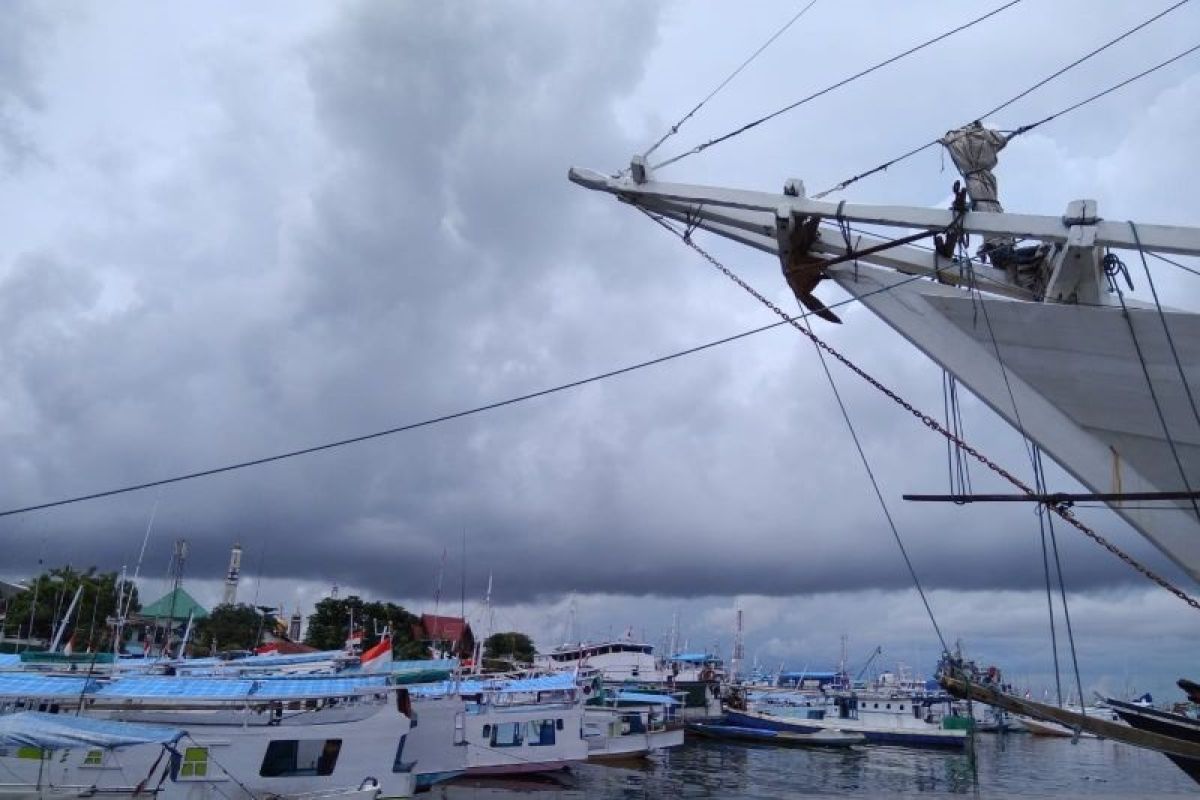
[{"xmin": 0, "ymin": 1, "xmax": 1197, "ymax": 612}]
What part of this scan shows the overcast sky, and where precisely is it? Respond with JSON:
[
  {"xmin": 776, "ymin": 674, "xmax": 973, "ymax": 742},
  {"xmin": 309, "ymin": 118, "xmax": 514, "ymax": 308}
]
[{"xmin": 1, "ymin": 1, "xmax": 1198, "ymax": 701}]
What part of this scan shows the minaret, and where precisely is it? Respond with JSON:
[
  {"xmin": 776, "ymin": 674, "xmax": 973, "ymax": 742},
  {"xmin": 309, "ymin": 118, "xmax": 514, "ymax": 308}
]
[
  {"xmin": 731, "ymin": 608, "xmax": 745, "ymax": 684},
  {"xmin": 222, "ymin": 543, "xmax": 242, "ymax": 607},
  {"xmin": 289, "ymin": 607, "xmax": 302, "ymax": 641}
]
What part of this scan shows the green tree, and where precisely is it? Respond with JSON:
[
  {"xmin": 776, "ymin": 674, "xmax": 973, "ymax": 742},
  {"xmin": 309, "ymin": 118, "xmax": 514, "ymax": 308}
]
[
  {"xmin": 484, "ymin": 631, "xmax": 535, "ymax": 664},
  {"xmin": 1, "ymin": 566, "xmax": 139, "ymax": 652},
  {"xmin": 304, "ymin": 596, "xmax": 426, "ymax": 660},
  {"xmin": 195, "ymin": 603, "xmax": 269, "ymax": 653}
]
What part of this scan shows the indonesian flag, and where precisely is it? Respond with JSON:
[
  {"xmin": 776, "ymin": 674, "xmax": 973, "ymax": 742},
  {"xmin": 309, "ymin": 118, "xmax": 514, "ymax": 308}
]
[
  {"xmin": 256, "ymin": 643, "xmax": 279, "ymax": 656},
  {"xmin": 63, "ymin": 634, "xmax": 75, "ymax": 656},
  {"xmin": 360, "ymin": 636, "xmax": 392, "ymax": 673},
  {"xmin": 346, "ymin": 629, "xmax": 364, "ymax": 651}
]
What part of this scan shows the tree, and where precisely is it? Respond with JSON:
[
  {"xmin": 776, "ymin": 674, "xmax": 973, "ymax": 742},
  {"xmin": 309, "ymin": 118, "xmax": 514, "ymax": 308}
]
[
  {"xmin": 484, "ymin": 631, "xmax": 535, "ymax": 664},
  {"xmin": 195, "ymin": 604, "xmax": 266, "ymax": 653},
  {"xmin": 304, "ymin": 596, "xmax": 426, "ymax": 660},
  {"xmin": 0, "ymin": 566, "xmax": 138, "ymax": 652}
]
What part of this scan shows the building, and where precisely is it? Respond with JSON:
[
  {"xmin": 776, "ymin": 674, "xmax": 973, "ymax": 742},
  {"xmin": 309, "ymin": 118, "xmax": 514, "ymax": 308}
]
[
  {"xmin": 128, "ymin": 587, "xmax": 208, "ymax": 656},
  {"xmin": 412, "ymin": 613, "xmax": 474, "ymax": 660}
]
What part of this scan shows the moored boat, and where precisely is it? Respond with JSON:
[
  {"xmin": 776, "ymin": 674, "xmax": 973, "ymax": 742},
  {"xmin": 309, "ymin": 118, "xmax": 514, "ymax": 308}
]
[{"xmin": 687, "ymin": 721, "xmax": 863, "ymax": 748}]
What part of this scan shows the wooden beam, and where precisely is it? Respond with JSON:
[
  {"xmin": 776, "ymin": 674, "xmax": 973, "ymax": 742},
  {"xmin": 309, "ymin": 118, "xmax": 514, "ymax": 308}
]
[{"xmin": 941, "ymin": 673, "xmax": 1200, "ymax": 761}]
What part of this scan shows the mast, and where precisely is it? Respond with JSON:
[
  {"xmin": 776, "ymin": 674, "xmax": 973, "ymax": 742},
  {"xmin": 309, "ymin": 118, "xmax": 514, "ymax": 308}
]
[
  {"xmin": 569, "ymin": 155, "xmax": 1200, "ymax": 582},
  {"xmin": 49, "ymin": 585, "xmax": 82, "ymax": 653},
  {"xmin": 731, "ymin": 608, "xmax": 744, "ymax": 684}
]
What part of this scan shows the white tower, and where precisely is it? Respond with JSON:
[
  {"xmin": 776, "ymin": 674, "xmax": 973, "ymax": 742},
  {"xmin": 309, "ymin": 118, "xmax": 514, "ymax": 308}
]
[
  {"xmin": 289, "ymin": 607, "xmax": 302, "ymax": 641},
  {"xmin": 731, "ymin": 608, "xmax": 745, "ymax": 684},
  {"xmin": 222, "ymin": 542, "xmax": 242, "ymax": 607}
]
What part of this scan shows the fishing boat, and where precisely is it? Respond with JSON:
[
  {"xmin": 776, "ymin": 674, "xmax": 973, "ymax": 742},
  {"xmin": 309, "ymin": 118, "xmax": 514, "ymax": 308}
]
[
  {"xmin": 583, "ymin": 690, "xmax": 685, "ymax": 761},
  {"xmin": 409, "ymin": 672, "xmax": 588, "ymax": 777},
  {"xmin": 1104, "ymin": 696, "xmax": 1200, "ymax": 782},
  {"xmin": 0, "ymin": 673, "xmax": 425, "ymax": 797},
  {"xmin": 687, "ymin": 721, "xmax": 863, "ymax": 748},
  {"xmin": 535, "ymin": 639, "xmax": 722, "ymax": 719},
  {"xmin": 569, "ymin": 108, "xmax": 1200, "ymax": 777},
  {"xmin": 725, "ymin": 700, "xmax": 967, "ymax": 749},
  {"xmin": 0, "ymin": 712, "xmax": 185, "ymax": 800}
]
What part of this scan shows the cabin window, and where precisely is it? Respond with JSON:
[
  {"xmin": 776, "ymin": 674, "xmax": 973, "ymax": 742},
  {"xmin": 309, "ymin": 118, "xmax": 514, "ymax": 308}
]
[
  {"xmin": 886, "ymin": 703, "xmax": 891, "ymax": 709},
  {"xmin": 556, "ymin": 719, "xmax": 564, "ymax": 731},
  {"xmin": 900, "ymin": 705, "xmax": 905, "ymax": 711},
  {"xmin": 259, "ymin": 739, "xmax": 342, "ymax": 777},
  {"xmin": 526, "ymin": 719, "xmax": 556, "ymax": 746},
  {"xmin": 16, "ymin": 747, "xmax": 48, "ymax": 760},
  {"xmin": 392, "ymin": 735, "xmax": 414, "ymax": 773},
  {"xmin": 180, "ymin": 747, "xmax": 209, "ymax": 779},
  {"xmin": 490, "ymin": 722, "xmax": 523, "ymax": 747},
  {"xmin": 82, "ymin": 749, "xmax": 105, "ymax": 767}
]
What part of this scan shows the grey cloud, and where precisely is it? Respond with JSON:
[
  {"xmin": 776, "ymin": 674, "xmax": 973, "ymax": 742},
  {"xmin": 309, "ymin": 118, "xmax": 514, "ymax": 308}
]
[
  {"xmin": 0, "ymin": 1, "xmax": 1196, "ymax": 629},
  {"xmin": 0, "ymin": 3, "xmax": 46, "ymax": 168}
]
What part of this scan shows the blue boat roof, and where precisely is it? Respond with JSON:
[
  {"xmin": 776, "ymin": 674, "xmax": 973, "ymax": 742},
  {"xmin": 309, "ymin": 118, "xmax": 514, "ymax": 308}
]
[
  {"xmin": 779, "ymin": 671, "xmax": 840, "ymax": 679},
  {"xmin": 96, "ymin": 675, "xmax": 391, "ymax": 700},
  {"xmin": 393, "ymin": 658, "xmax": 457, "ymax": 672},
  {"xmin": 96, "ymin": 678, "xmax": 258, "ymax": 700},
  {"xmin": 613, "ymin": 691, "xmax": 680, "ymax": 706},
  {"xmin": 0, "ymin": 674, "xmax": 97, "ymax": 698},
  {"xmin": 174, "ymin": 650, "xmax": 345, "ymax": 669},
  {"xmin": 669, "ymin": 652, "xmax": 717, "ymax": 663},
  {"xmin": 411, "ymin": 672, "xmax": 576, "ymax": 698},
  {"xmin": 0, "ymin": 712, "xmax": 183, "ymax": 749}
]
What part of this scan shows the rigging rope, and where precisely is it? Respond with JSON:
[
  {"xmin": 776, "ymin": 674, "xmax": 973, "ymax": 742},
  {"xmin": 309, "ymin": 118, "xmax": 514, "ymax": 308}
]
[
  {"xmin": 641, "ymin": 0, "xmax": 821, "ymax": 161},
  {"xmin": 1149, "ymin": 250, "xmax": 1200, "ymax": 279},
  {"xmin": 1129, "ymin": 221, "xmax": 1200, "ymax": 437},
  {"xmin": 644, "ymin": 218, "xmax": 1200, "ymax": 612},
  {"xmin": 1035, "ymin": 450, "xmax": 1064, "ymax": 708},
  {"xmin": 961, "ymin": 246, "xmax": 1037, "ymax": 474},
  {"xmin": 650, "ymin": 0, "xmax": 1024, "ymax": 171},
  {"xmin": 645, "ymin": 206, "xmax": 952, "ymax": 651},
  {"xmin": 1034, "ymin": 446, "xmax": 1085, "ymax": 717},
  {"xmin": 804, "ymin": 315, "xmax": 950, "ymax": 653},
  {"xmin": 815, "ymin": 26, "xmax": 1200, "ymax": 199},
  {"xmin": 1107, "ymin": 250, "xmax": 1200, "ymax": 521},
  {"xmin": 0, "ymin": 271, "xmax": 931, "ymax": 519},
  {"xmin": 979, "ymin": 0, "xmax": 1192, "ymax": 121}
]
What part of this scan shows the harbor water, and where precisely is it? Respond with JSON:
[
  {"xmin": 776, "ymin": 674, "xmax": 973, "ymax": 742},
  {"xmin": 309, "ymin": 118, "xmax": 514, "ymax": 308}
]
[{"xmin": 433, "ymin": 735, "xmax": 1197, "ymax": 798}]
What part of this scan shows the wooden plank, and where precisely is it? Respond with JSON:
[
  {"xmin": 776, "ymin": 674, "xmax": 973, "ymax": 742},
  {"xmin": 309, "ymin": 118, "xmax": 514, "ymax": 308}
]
[{"xmin": 942, "ymin": 674, "xmax": 1200, "ymax": 760}]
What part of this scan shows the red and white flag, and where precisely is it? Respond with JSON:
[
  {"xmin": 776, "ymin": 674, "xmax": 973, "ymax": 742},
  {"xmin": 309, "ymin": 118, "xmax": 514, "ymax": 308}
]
[
  {"xmin": 62, "ymin": 634, "xmax": 75, "ymax": 656},
  {"xmin": 360, "ymin": 636, "xmax": 393, "ymax": 673}
]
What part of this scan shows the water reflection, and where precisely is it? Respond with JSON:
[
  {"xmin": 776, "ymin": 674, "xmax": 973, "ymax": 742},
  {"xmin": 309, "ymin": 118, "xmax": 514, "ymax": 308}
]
[{"xmin": 432, "ymin": 735, "xmax": 1197, "ymax": 799}]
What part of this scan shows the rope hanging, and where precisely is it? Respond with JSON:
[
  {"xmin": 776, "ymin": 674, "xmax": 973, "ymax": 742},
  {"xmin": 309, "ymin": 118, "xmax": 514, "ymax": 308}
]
[
  {"xmin": 641, "ymin": 0, "xmax": 821, "ymax": 161},
  {"xmin": 643, "ymin": 215, "xmax": 1200, "ymax": 613},
  {"xmin": 651, "ymin": 0, "xmax": 1024, "ymax": 171},
  {"xmin": 815, "ymin": 36, "xmax": 1200, "ymax": 199}
]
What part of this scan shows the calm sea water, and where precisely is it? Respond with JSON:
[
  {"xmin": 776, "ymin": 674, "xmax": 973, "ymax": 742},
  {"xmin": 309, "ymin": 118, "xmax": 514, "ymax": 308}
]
[{"xmin": 431, "ymin": 735, "xmax": 1197, "ymax": 799}]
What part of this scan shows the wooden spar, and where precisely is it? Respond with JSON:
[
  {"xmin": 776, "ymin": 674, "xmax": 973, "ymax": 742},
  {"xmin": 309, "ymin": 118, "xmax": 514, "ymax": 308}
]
[
  {"xmin": 940, "ymin": 673, "xmax": 1200, "ymax": 761},
  {"xmin": 904, "ymin": 491, "xmax": 1200, "ymax": 504}
]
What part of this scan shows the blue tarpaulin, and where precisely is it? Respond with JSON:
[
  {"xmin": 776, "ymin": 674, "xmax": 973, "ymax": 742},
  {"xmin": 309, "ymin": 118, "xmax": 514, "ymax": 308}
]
[
  {"xmin": 96, "ymin": 677, "xmax": 257, "ymax": 699},
  {"xmin": 0, "ymin": 674, "xmax": 96, "ymax": 698},
  {"xmin": 612, "ymin": 691, "xmax": 680, "ymax": 705},
  {"xmin": 0, "ymin": 712, "xmax": 183, "ymax": 749}
]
